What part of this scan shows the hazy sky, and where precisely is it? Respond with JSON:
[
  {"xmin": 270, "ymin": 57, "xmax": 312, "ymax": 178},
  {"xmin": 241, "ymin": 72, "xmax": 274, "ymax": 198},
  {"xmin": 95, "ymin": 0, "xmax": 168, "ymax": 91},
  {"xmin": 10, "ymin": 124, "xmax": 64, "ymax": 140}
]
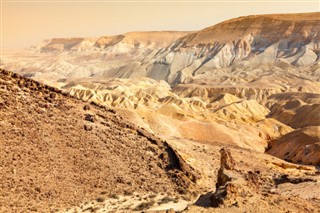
[{"xmin": 1, "ymin": 0, "xmax": 320, "ymax": 49}]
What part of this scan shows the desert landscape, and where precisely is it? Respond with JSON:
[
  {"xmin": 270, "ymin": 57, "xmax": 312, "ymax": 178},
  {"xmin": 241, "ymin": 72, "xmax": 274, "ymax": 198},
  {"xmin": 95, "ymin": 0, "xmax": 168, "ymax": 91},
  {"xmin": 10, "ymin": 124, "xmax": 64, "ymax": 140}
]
[{"xmin": 1, "ymin": 11, "xmax": 320, "ymax": 212}]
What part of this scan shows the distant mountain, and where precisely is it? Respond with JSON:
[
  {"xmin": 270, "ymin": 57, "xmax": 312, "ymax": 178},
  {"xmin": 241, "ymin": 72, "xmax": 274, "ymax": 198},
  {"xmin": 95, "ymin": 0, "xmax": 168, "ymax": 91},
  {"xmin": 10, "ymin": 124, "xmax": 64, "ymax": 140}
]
[
  {"xmin": 161, "ymin": 12, "xmax": 320, "ymax": 83},
  {"xmin": 38, "ymin": 31, "xmax": 191, "ymax": 52},
  {"xmin": 2, "ymin": 13, "xmax": 320, "ymax": 86}
]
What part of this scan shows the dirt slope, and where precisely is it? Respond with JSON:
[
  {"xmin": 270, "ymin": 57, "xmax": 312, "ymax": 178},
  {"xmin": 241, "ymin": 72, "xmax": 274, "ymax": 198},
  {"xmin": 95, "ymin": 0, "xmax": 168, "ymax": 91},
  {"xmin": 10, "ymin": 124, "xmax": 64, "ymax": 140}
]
[
  {"xmin": 0, "ymin": 69, "xmax": 198, "ymax": 212},
  {"xmin": 267, "ymin": 126, "xmax": 320, "ymax": 165}
]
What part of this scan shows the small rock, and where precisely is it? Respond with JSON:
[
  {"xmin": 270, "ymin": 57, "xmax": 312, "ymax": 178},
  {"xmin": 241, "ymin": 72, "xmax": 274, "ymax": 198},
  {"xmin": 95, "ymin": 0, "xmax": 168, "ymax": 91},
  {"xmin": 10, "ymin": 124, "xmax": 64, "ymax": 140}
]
[
  {"xmin": 39, "ymin": 102, "xmax": 49, "ymax": 109},
  {"xmin": 270, "ymin": 188, "xmax": 277, "ymax": 194},
  {"xmin": 49, "ymin": 93, "xmax": 57, "ymax": 99},
  {"xmin": 85, "ymin": 114, "xmax": 96, "ymax": 123},
  {"xmin": 167, "ymin": 209, "xmax": 175, "ymax": 213},
  {"xmin": 35, "ymin": 187, "xmax": 41, "ymax": 193},
  {"xmin": 84, "ymin": 124, "xmax": 93, "ymax": 131},
  {"xmin": 18, "ymin": 79, "xmax": 25, "ymax": 86},
  {"xmin": 96, "ymin": 197, "xmax": 105, "ymax": 202},
  {"xmin": 83, "ymin": 105, "xmax": 90, "ymax": 111}
]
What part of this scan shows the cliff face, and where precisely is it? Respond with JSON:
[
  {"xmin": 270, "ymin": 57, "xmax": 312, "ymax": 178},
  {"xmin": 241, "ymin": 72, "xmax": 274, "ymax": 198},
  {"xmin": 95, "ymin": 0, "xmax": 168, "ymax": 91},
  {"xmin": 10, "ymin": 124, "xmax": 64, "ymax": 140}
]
[
  {"xmin": 2, "ymin": 13, "xmax": 320, "ymax": 85},
  {"xmin": 181, "ymin": 13, "xmax": 320, "ymax": 45},
  {"xmin": 152, "ymin": 13, "xmax": 320, "ymax": 83}
]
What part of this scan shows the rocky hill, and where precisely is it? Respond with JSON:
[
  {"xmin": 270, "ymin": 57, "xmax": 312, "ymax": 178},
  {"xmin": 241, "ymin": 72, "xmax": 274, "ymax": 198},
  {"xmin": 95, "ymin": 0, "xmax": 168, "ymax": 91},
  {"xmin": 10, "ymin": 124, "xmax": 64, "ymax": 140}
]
[{"xmin": 0, "ymin": 69, "xmax": 199, "ymax": 212}]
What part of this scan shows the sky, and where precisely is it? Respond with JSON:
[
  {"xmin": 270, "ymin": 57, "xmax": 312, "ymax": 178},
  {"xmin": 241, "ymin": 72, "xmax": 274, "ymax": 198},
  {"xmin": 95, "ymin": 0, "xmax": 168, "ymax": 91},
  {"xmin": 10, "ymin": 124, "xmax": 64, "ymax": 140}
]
[{"xmin": 1, "ymin": 0, "xmax": 320, "ymax": 49}]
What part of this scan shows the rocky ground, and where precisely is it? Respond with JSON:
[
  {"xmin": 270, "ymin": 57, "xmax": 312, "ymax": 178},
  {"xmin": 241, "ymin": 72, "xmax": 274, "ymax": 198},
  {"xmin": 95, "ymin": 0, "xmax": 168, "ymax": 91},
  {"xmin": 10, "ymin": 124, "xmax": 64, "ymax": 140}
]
[
  {"xmin": 0, "ymin": 69, "xmax": 199, "ymax": 212},
  {"xmin": 1, "ymin": 69, "xmax": 320, "ymax": 212}
]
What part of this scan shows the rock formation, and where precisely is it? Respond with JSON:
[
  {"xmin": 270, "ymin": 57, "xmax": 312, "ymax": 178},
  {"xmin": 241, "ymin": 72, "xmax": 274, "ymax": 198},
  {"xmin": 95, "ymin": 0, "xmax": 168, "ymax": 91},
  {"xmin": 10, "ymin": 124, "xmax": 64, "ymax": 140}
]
[
  {"xmin": 211, "ymin": 148, "xmax": 239, "ymax": 207},
  {"xmin": 216, "ymin": 148, "xmax": 236, "ymax": 188}
]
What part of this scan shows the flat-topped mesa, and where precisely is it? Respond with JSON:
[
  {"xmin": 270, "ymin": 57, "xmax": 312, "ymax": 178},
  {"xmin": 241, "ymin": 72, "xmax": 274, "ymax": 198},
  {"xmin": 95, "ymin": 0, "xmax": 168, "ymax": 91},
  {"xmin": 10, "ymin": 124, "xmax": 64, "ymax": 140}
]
[
  {"xmin": 180, "ymin": 12, "xmax": 320, "ymax": 46},
  {"xmin": 94, "ymin": 34, "xmax": 125, "ymax": 48},
  {"xmin": 148, "ymin": 12, "xmax": 320, "ymax": 84},
  {"xmin": 39, "ymin": 31, "xmax": 191, "ymax": 52},
  {"xmin": 39, "ymin": 37, "xmax": 88, "ymax": 52},
  {"xmin": 4, "ymin": 12, "xmax": 320, "ymax": 86},
  {"xmin": 95, "ymin": 31, "xmax": 192, "ymax": 50},
  {"xmin": 123, "ymin": 31, "xmax": 192, "ymax": 46}
]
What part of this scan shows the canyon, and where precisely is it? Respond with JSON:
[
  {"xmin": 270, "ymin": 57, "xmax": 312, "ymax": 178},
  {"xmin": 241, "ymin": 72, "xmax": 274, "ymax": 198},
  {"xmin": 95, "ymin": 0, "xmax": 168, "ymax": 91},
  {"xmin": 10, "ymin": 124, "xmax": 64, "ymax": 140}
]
[{"xmin": 1, "ymin": 12, "xmax": 320, "ymax": 212}]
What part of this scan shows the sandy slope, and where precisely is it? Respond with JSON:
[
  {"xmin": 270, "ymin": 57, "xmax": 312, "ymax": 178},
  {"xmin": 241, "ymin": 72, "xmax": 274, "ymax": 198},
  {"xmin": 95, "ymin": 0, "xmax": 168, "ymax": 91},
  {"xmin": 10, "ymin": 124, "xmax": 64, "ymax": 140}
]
[{"xmin": 267, "ymin": 126, "xmax": 320, "ymax": 165}]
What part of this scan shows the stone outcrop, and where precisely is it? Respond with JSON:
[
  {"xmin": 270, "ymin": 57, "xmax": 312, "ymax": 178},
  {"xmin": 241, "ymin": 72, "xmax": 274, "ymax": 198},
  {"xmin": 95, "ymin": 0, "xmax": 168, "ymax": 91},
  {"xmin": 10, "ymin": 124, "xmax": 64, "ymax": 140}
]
[
  {"xmin": 211, "ymin": 148, "xmax": 240, "ymax": 207},
  {"xmin": 216, "ymin": 148, "xmax": 236, "ymax": 189}
]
